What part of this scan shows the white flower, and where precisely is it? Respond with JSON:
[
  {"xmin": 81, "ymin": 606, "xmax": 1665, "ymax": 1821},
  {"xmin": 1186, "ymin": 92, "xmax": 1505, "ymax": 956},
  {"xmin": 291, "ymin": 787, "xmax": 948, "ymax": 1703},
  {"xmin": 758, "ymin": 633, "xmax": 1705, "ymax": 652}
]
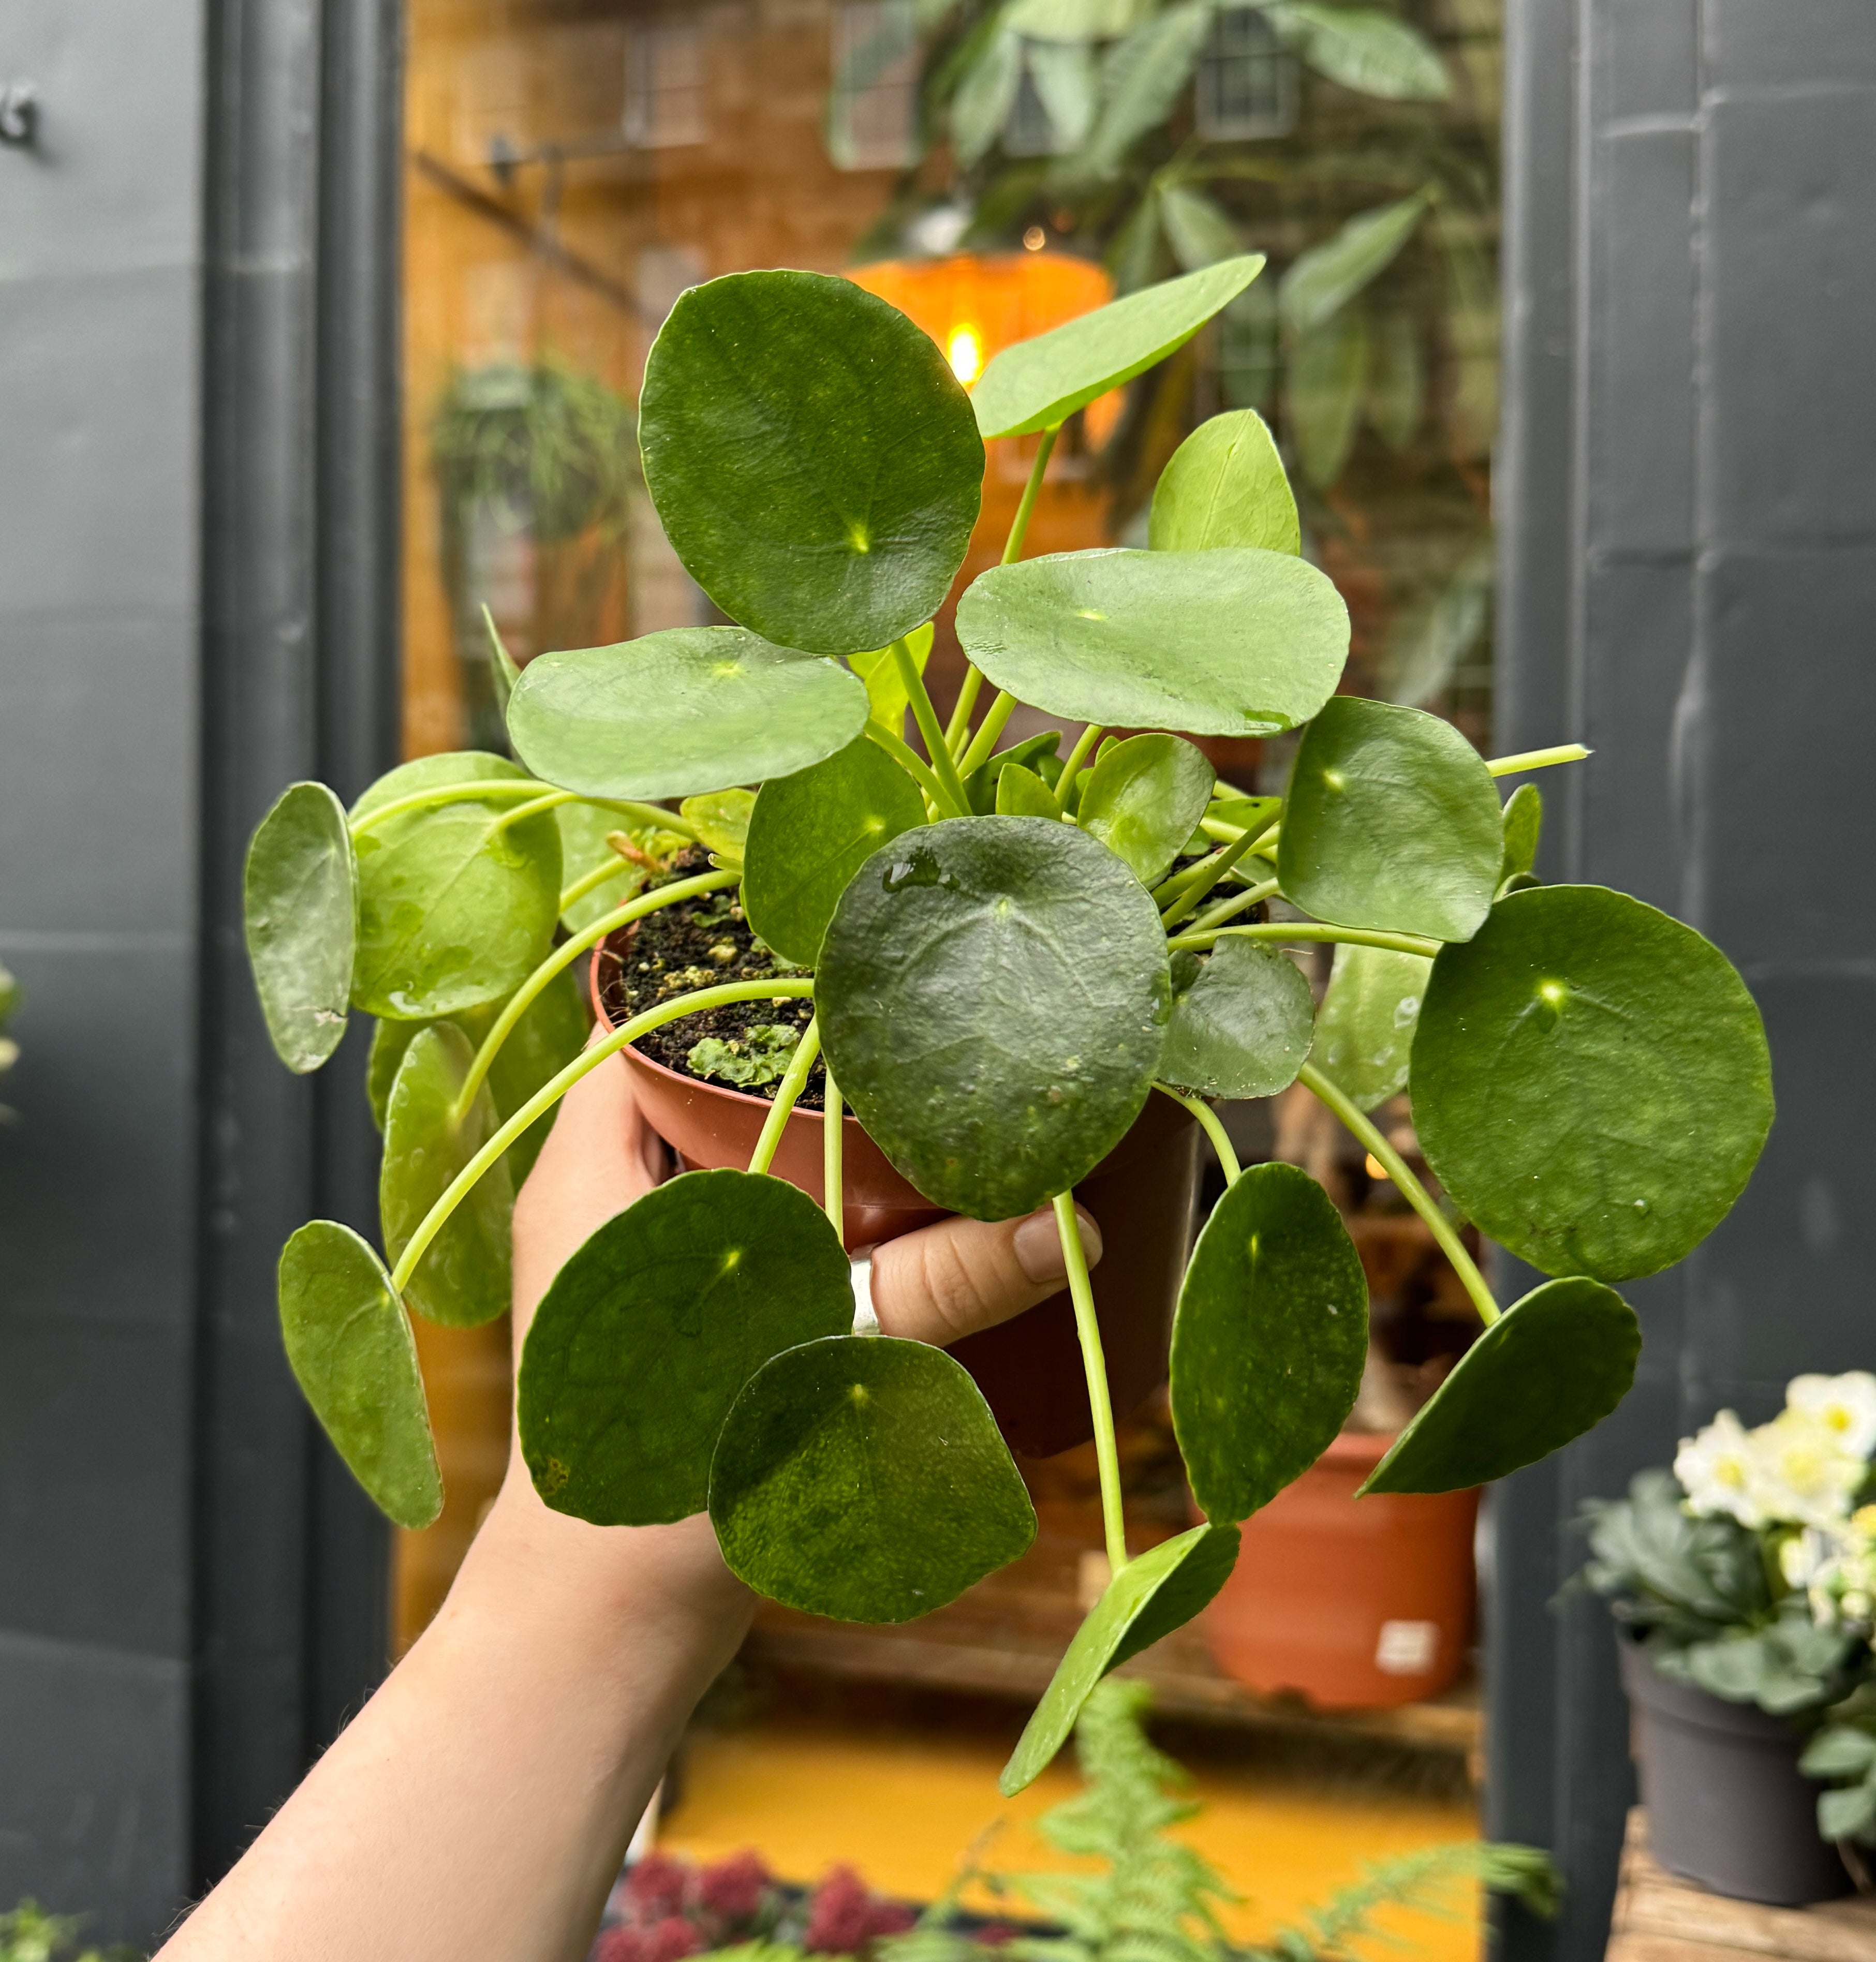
[
  {"xmin": 1676, "ymin": 1410, "xmax": 1769, "ymax": 1526},
  {"xmin": 1785, "ymin": 1373, "xmax": 1876, "ymax": 1459},
  {"xmin": 1753, "ymin": 1408, "xmax": 1866, "ymax": 1528}
]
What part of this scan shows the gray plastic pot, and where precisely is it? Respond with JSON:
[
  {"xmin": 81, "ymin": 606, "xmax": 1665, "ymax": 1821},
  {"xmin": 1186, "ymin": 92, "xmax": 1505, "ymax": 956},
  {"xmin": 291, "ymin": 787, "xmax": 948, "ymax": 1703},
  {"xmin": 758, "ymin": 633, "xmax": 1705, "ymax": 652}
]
[{"xmin": 1619, "ymin": 1635, "xmax": 1851, "ymax": 1905}]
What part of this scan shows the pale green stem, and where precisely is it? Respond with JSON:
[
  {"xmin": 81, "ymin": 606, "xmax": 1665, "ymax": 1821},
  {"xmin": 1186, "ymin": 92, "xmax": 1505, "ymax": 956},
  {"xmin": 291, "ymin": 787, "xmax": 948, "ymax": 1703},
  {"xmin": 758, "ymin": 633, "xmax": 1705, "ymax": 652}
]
[
  {"xmin": 592, "ymin": 799, "xmax": 701, "ymax": 840},
  {"xmin": 1297, "ymin": 1061, "xmax": 1500, "ymax": 1328},
  {"xmin": 944, "ymin": 668, "xmax": 984, "ymax": 757},
  {"xmin": 1055, "ymin": 1191, "xmax": 1128, "ymax": 1577},
  {"xmin": 557, "ymin": 855, "xmax": 637, "ymax": 915},
  {"xmin": 1159, "ymin": 816, "xmax": 1277, "ymax": 929},
  {"xmin": 1487, "ymin": 743, "xmax": 1590, "ymax": 778},
  {"xmin": 392, "ymin": 977, "xmax": 815, "ymax": 1295},
  {"xmin": 1198, "ymin": 813, "xmax": 1281, "ymax": 855},
  {"xmin": 865, "ymin": 722, "xmax": 948, "ymax": 815},
  {"xmin": 1054, "ymin": 723, "xmax": 1104, "ymax": 807},
  {"xmin": 956, "ymin": 691, "xmax": 1018, "ymax": 780},
  {"xmin": 490, "ymin": 789, "xmax": 578, "ymax": 833},
  {"xmin": 1188, "ymin": 878, "xmax": 1281, "ymax": 937},
  {"xmin": 1154, "ymin": 1083, "xmax": 1240, "ymax": 1186},
  {"xmin": 823, "ymin": 1068, "xmax": 845, "ymax": 1244},
  {"xmin": 451, "ymin": 867, "xmax": 740, "ymax": 1122},
  {"xmin": 349, "ymin": 778, "xmax": 560, "ymax": 837},
  {"xmin": 747, "ymin": 1017, "xmax": 822, "ymax": 1177},
  {"xmin": 1169, "ymin": 922, "xmax": 1440, "ymax": 958},
  {"xmin": 893, "ymin": 638, "xmax": 972, "ymax": 819}
]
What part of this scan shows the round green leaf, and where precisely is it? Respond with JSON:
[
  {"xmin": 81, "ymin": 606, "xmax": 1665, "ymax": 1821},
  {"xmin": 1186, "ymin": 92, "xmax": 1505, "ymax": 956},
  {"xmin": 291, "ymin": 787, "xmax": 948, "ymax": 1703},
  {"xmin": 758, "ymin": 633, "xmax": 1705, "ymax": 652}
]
[
  {"xmin": 520, "ymin": 1170, "xmax": 853, "ymax": 1526},
  {"xmin": 999, "ymin": 1523, "xmax": 1239, "ymax": 1794},
  {"xmin": 244, "ymin": 781, "xmax": 357, "ymax": 1073},
  {"xmin": 1077, "ymin": 734, "xmax": 1216, "ymax": 885},
  {"xmin": 1171, "ymin": 1162, "xmax": 1368, "ymax": 1524},
  {"xmin": 639, "ymin": 270, "xmax": 984, "ymax": 655},
  {"xmin": 1411, "ymin": 885, "xmax": 1775, "ymax": 1280},
  {"xmin": 508, "ymin": 629, "xmax": 870, "ymax": 803},
  {"xmin": 278, "ymin": 1220, "xmax": 441, "ymax": 1529},
  {"xmin": 972, "ymin": 255, "xmax": 1266, "ymax": 438},
  {"xmin": 350, "ymin": 765, "xmax": 562, "ymax": 1021},
  {"xmin": 996, "ymin": 764, "xmax": 1063, "ymax": 820},
  {"xmin": 709, "ymin": 1334, "xmax": 1036, "ymax": 1622},
  {"xmin": 818, "ymin": 818, "xmax": 1172, "ymax": 1220},
  {"xmin": 1361, "ymin": 1277, "xmax": 1638, "ymax": 1494},
  {"xmin": 1278, "ymin": 696, "xmax": 1503, "ymax": 942},
  {"xmin": 1148, "ymin": 410, "xmax": 1300, "ymax": 556},
  {"xmin": 1160, "ymin": 939, "xmax": 1316, "ymax": 1099},
  {"xmin": 380, "ymin": 1023, "xmax": 513, "ymax": 1329},
  {"xmin": 1311, "ymin": 942, "xmax": 1432, "ymax": 1112},
  {"xmin": 743, "ymin": 737, "xmax": 929, "ymax": 967},
  {"xmin": 956, "ymin": 548, "xmax": 1349, "ymax": 738}
]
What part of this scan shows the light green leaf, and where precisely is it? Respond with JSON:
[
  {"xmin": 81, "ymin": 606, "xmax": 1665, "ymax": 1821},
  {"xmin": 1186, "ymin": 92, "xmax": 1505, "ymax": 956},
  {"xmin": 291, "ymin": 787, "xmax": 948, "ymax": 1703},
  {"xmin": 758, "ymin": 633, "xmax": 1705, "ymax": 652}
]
[
  {"xmin": 1159, "ymin": 185, "xmax": 1246, "ymax": 272},
  {"xmin": 1172, "ymin": 1163, "xmax": 1367, "ymax": 1522},
  {"xmin": 1286, "ymin": 303, "xmax": 1370, "ymax": 488},
  {"xmin": 483, "ymin": 605, "xmax": 523, "ymax": 721},
  {"xmin": 1377, "ymin": 540, "xmax": 1494, "ymax": 708},
  {"xmin": 278, "ymin": 1220, "xmax": 441, "ymax": 1529},
  {"xmin": 1411, "ymin": 885, "xmax": 1775, "ymax": 1281},
  {"xmin": 1007, "ymin": 0, "xmax": 1148, "ymax": 38},
  {"xmin": 681, "ymin": 789, "xmax": 757, "ymax": 866},
  {"xmin": 1106, "ymin": 184, "xmax": 1166, "ymax": 295},
  {"xmin": 954, "ymin": 21, "xmax": 1025, "ymax": 164},
  {"xmin": 244, "ymin": 781, "xmax": 357, "ymax": 1073},
  {"xmin": 1819, "ymin": 1784, "xmax": 1876, "ymax": 1845},
  {"xmin": 1160, "ymin": 939, "xmax": 1316, "ymax": 1099},
  {"xmin": 1000, "ymin": 1523, "xmax": 1240, "ymax": 1792},
  {"xmin": 996, "ymin": 763, "xmax": 1064, "ymax": 819},
  {"xmin": 1279, "ymin": 696, "xmax": 1503, "ymax": 942},
  {"xmin": 957, "ymin": 547, "xmax": 1348, "ymax": 736},
  {"xmin": 1500, "ymin": 782, "xmax": 1542, "ymax": 884},
  {"xmin": 1077, "ymin": 733, "xmax": 1215, "ymax": 884},
  {"xmin": 509, "ymin": 628, "xmax": 870, "ymax": 802},
  {"xmin": 1801, "ymin": 1729, "xmax": 1876, "ymax": 1780},
  {"xmin": 519, "ymin": 1171, "xmax": 853, "ymax": 1525},
  {"xmin": 711, "ymin": 1334, "xmax": 1037, "ymax": 1622},
  {"xmin": 1366, "ymin": 307, "xmax": 1424, "ymax": 451},
  {"xmin": 380, "ymin": 1024, "xmax": 513, "ymax": 1328},
  {"xmin": 973, "ymin": 256, "xmax": 1266, "ymax": 438},
  {"xmin": 1280, "ymin": 194, "xmax": 1431, "ymax": 336},
  {"xmin": 1361, "ymin": 1277, "xmax": 1638, "ymax": 1493},
  {"xmin": 848, "ymin": 622, "xmax": 934, "ymax": 740},
  {"xmin": 1311, "ymin": 942, "xmax": 1431, "ymax": 1111},
  {"xmin": 743, "ymin": 736, "xmax": 929, "ymax": 967},
  {"xmin": 1266, "ymin": 3, "xmax": 1450, "ymax": 100},
  {"xmin": 818, "ymin": 817, "xmax": 1171, "ymax": 1220},
  {"xmin": 1085, "ymin": 2, "xmax": 1215, "ymax": 176},
  {"xmin": 639, "ymin": 271, "xmax": 984, "ymax": 655},
  {"xmin": 1148, "ymin": 409, "xmax": 1300, "ymax": 556},
  {"xmin": 1029, "ymin": 39, "xmax": 1099, "ymax": 150},
  {"xmin": 965, "ymin": 731, "xmax": 1062, "ymax": 814}
]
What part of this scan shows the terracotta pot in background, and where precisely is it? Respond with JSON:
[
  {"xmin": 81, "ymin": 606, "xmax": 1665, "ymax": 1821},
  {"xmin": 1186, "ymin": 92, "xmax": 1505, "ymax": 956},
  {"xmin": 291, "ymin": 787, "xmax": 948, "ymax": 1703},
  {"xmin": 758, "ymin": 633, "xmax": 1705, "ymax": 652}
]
[
  {"xmin": 592, "ymin": 939, "xmax": 1201, "ymax": 1459},
  {"xmin": 1200, "ymin": 1430, "xmax": 1478, "ymax": 1709}
]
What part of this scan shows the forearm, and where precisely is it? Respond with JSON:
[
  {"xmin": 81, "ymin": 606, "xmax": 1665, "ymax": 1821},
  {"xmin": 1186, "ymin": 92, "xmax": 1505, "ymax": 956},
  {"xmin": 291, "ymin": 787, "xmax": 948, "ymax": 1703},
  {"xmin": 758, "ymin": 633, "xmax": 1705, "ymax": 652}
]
[{"xmin": 159, "ymin": 1489, "xmax": 751, "ymax": 1962}]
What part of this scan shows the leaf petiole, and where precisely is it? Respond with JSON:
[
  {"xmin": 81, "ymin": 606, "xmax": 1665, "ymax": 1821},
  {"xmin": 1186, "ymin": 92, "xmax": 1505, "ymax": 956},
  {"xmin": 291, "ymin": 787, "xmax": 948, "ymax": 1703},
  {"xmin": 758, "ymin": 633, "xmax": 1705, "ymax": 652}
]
[
  {"xmin": 348, "ymin": 777, "xmax": 562, "ymax": 837},
  {"xmin": 392, "ymin": 974, "xmax": 816, "ymax": 1297},
  {"xmin": 1188, "ymin": 878, "xmax": 1280, "ymax": 937},
  {"xmin": 955, "ymin": 690, "xmax": 1018, "ymax": 780},
  {"xmin": 823, "ymin": 1067, "xmax": 845, "ymax": 1243},
  {"xmin": 557, "ymin": 855, "xmax": 637, "ymax": 915},
  {"xmin": 1159, "ymin": 811, "xmax": 1281, "ymax": 928},
  {"xmin": 1054, "ymin": 723, "xmax": 1105, "ymax": 807},
  {"xmin": 865, "ymin": 721, "xmax": 951, "ymax": 817},
  {"xmin": 489, "ymin": 789, "xmax": 579, "ymax": 834},
  {"xmin": 892, "ymin": 637, "xmax": 973, "ymax": 819},
  {"xmin": 1154, "ymin": 1083, "xmax": 1240, "ymax": 1185},
  {"xmin": 1297, "ymin": 1061, "xmax": 1500, "ymax": 1328},
  {"xmin": 1169, "ymin": 921, "xmax": 1440, "ymax": 958},
  {"xmin": 748, "ymin": 1016, "xmax": 822, "ymax": 1176},
  {"xmin": 1487, "ymin": 742, "xmax": 1590, "ymax": 778},
  {"xmin": 1054, "ymin": 1191, "xmax": 1129, "ymax": 1578}
]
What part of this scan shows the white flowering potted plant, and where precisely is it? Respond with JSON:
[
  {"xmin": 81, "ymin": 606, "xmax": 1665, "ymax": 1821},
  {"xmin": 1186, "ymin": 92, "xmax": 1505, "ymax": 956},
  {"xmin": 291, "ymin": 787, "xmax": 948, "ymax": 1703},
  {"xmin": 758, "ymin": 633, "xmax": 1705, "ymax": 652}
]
[{"xmin": 1583, "ymin": 1373, "xmax": 1876, "ymax": 1906}]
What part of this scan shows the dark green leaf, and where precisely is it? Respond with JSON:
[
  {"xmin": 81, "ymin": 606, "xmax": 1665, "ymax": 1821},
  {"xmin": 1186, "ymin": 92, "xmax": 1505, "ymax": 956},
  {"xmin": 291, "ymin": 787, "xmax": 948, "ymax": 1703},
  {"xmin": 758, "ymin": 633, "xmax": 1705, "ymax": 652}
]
[
  {"xmin": 1000, "ymin": 1524, "xmax": 1238, "ymax": 1793},
  {"xmin": 1148, "ymin": 409, "xmax": 1299, "ymax": 556},
  {"xmin": 1279, "ymin": 696, "xmax": 1503, "ymax": 942},
  {"xmin": 1077, "ymin": 734, "xmax": 1215, "ymax": 884},
  {"xmin": 1265, "ymin": 4, "xmax": 1450, "ymax": 100},
  {"xmin": 996, "ymin": 764, "xmax": 1064, "ymax": 819},
  {"xmin": 245, "ymin": 781, "xmax": 357, "ymax": 1073},
  {"xmin": 958, "ymin": 547, "xmax": 1349, "ymax": 737},
  {"xmin": 743, "ymin": 736, "xmax": 929, "ymax": 967},
  {"xmin": 973, "ymin": 256, "xmax": 1266, "ymax": 438},
  {"xmin": 520, "ymin": 1170, "xmax": 852, "ymax": 1525},
  {"xmin": 849, "ymin": 622, "xmax": 934, "ymax": 739},
  {"xmin": 1281, "ymin": 195, "xmax": 1431, "ymax": 337},
  {"xmin": 710, "ymin": 1334, "xmax": 1036, "ymax": 1621},
  {"xmin": 1500, "ymin": 783, "xmax": 1542, "ymax": 883},
  {"xmin": 639, "ymin": 271, "xmax": 984, "ymax": 654},
  {"xmin": 1172, "ymin": 1164, "xmax": 1368, "ymax": 1522},
  {"xmin": 380, "ymin": 1023, "xmax": 513, "ymax": 1329},
  {"xmin": 350, "ymin": 763, "xmax": 562, "ymax": 1020},
  {"xmin": 278, "ymin": 1220, "xmax": 441, "ymax": 1529},
  {"xmin": 818, "ymin": 817, "xmax": 1171, "ymax": 1220},
  {"xmin": 1311, "ymin": 943, "xmax": 1431, "ymax": 1112},
  {"xmin": 1159, "ymin": 185, "xmax": 1245, "ymax": 272},
  {"xmin": 1362, "ymin": 1277, "xmax": 1639, "ymax": 1493},
  {"xmin": 1287, "ymin": 304, "xmax": 1370, "ymax": 488},
  {"xmin": 1084, "ymin": 2, "xmax": 1214, "ymax": 176},
  {"xmin": 509, "ymin": 628, "xmax": 870, "ymax": 801},
  {"xmin": 1161, "ymin": 941, "xmax": 1315, "ymax": 1099},
  {"xmin": 1411, "ymin": 886, "xmax": 1775, "ymax": 1280}
]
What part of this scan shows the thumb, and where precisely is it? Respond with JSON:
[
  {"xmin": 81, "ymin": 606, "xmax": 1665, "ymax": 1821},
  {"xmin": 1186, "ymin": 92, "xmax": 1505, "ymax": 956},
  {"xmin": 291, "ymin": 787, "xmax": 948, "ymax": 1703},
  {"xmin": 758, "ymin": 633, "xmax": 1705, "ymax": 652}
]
[{"xmin": 868, "ymin": 1203, "xmax": 1104, "ymax": 1349}]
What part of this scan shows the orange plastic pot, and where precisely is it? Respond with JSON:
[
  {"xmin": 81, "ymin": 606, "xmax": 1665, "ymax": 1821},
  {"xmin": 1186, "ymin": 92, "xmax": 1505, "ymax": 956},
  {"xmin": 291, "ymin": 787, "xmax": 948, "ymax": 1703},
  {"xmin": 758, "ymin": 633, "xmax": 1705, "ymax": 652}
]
[
  {"xmin": 1198, "ymin": 1431, "xmax": 1478, "ymax": 1708},
  {"xmin": 592, "ymin": 937, "xmax": 1200, "ymax": 1459}
]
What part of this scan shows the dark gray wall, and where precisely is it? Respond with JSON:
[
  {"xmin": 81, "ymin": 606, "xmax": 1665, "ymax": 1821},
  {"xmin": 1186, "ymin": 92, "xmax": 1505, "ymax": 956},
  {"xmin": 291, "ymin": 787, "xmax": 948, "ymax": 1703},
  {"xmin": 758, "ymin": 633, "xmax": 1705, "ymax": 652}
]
[
  {"xmin": 1489, "ymin": 4, "xmax": 1876, "ymax": 1958},
  {"xmin": 0, "ymin": 0, "xmax": 398, "ymax": 1944}
]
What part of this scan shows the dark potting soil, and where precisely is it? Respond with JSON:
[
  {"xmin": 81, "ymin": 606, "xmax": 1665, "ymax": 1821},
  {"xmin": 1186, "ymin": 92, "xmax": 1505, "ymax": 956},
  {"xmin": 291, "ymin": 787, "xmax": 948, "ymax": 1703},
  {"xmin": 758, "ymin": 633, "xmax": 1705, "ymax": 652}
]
[{"xmin": 599, "ymin": 851, "xmax": 828, "ymax": 1108}]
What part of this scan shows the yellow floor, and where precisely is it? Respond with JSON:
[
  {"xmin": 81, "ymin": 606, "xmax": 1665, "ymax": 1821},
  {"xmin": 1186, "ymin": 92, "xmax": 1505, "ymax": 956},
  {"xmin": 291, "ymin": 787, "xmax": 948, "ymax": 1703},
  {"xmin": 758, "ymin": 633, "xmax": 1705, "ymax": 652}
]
[{"xmin": 659, "ymin": 1714, "xmax": 1482, "ymax": 1962}]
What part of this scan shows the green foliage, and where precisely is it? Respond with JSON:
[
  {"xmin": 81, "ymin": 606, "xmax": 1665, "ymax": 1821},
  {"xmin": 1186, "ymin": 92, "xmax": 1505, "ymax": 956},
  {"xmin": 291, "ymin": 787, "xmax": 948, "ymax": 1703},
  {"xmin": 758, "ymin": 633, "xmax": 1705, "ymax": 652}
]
[
  {"xmin": 1803, "ymin": 1689, "xmax": 1876, "ymax": 1845},
  {"xmin": 0, "ymin": 1899, "xmax": 136, "ymax": 1962},
  {"xmin": 1310, "ymin": 943, "xmax": 1429, "ymax": 1113},
  {"xmin": 244, "ymin": 781, "xmax": 356, "ymax": 1073},
  {"xmin": 1077, "ymin": 734, "xmax": 1216, "ymax": 884},
  {"xmin": 689, "ymin": 1025, "xmax": 805, "ymax": 1091},
  {"xmin": 1148, "ymin": 411, "xmax": 1299, "ymax": 557},
  {"xmin": 1159, "ymin": 940, "xmax": 1316, "ymax": 1101}
]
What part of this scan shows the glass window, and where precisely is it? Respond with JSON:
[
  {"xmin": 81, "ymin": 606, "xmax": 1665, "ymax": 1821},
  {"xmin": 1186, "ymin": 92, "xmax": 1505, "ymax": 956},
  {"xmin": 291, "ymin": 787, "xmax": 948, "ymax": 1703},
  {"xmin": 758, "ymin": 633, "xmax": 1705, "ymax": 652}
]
[
  {"xmin": 1195, "ymin": 7, "xmax": 1296, "ymax": 143},
  {"xmin": 828, "ymin": 0, "xmax": 921, "ymax": 170},
  {"xmin": 625, "ymin": 20, "xmax": 709, "ymax": 149}
]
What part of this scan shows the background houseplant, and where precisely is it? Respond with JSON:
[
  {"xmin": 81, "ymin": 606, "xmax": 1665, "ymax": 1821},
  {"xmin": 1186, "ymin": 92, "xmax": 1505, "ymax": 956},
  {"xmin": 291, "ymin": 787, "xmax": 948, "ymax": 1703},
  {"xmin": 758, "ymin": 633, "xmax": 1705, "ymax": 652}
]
[
  {"xmin": 1582, "ymin": 1374, "xmax": 1876, "ymax": 1904},
  {"xmin": 241, "ymin": 255, "xmax": 1773, "ymax": 1797}
]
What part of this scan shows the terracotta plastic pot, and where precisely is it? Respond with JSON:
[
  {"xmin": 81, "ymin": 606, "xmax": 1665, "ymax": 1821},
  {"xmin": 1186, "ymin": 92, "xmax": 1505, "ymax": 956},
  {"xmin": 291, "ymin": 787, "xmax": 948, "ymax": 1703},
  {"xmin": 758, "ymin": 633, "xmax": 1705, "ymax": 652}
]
[
  {"xmin": 1198, "ymin": 1430, "xmax": 1478, "ymax": 1708},
  {"xmin": 1619, "ymin": 1635, "xmax": 1851, "ymax": 1905},
  {"xmin": 591, "ymin": 937, "xmax": 1201, "ymax": 1458}
]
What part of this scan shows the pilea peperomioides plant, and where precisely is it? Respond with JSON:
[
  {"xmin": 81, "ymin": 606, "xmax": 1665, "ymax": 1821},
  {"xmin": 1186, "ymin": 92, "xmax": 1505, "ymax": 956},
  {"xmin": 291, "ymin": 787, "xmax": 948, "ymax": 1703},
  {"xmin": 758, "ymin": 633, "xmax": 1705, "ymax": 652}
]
[{"xmin": 242, "ymin": 254, "xmax": 1774, "ymax": 1794}]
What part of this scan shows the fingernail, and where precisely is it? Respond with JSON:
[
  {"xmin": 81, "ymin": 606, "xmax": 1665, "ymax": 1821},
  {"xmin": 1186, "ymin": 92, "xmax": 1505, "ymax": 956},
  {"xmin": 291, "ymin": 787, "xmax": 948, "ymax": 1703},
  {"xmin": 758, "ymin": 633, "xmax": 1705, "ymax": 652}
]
[{"xmin": 1012, "ymin": 1206, "xmax": 1104, "ymax": 1284}]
